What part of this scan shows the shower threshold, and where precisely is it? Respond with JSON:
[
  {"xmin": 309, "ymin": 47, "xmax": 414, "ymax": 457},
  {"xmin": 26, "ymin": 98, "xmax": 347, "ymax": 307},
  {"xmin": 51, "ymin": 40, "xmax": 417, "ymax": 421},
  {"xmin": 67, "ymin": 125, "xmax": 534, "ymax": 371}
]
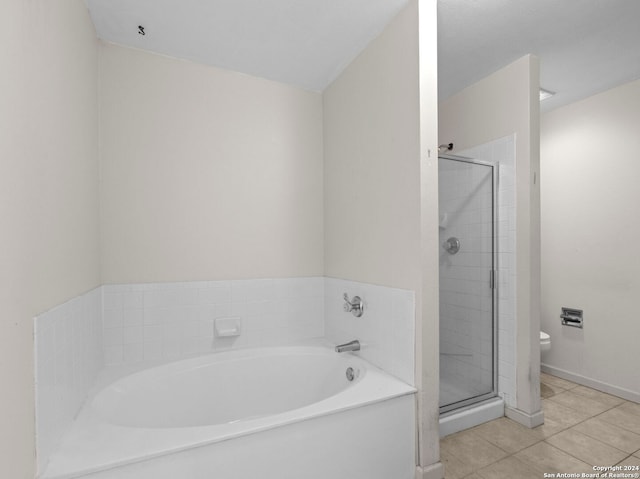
[{"xmin": 439, "ymin": 397, "xmax": 504, "ymax": 437}]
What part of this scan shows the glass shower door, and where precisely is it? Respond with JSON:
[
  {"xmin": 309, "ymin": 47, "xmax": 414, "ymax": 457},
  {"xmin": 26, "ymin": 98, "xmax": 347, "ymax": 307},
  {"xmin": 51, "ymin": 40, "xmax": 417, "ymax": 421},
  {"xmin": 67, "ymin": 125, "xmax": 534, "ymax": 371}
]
[{"xmin": 439, "ymin": 156, "xmax": 496, "ymax": 413}]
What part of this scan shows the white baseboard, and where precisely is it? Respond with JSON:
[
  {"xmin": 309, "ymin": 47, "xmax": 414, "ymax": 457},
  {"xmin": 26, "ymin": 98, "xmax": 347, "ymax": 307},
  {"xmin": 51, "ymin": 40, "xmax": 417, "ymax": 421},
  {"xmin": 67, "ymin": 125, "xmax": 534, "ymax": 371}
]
[
  {"xmin": 505, "ymin": 406, "xmax": 544, "ymax": 428},
  {"xmin": 416, "ymin": 462, "xmax": 444, "ymax": 479},
  {"xmin": 541, "ymin": 363, "xmax": 640, "ymax": 403}
]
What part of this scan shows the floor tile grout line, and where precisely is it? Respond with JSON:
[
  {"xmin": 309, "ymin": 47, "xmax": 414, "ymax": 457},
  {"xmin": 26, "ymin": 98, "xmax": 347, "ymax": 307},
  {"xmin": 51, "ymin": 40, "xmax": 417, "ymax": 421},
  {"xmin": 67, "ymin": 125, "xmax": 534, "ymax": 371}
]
[
  {"xmin": 544, "ymin": 426, "xmax": 637, "ymax": 457},
  {"xmin": 615, "ymin": 452, "xmax": 637, "ymax": 465},
  {"xmin": 516, "ymin": 441, "xmax": 595, "ymax": 474},
  {"xmin": 440, "ymin": 429, "xmax": 512, "ymax": 467},
  {"xmin": 567, "ymin": 416, "xmax": 640, "ymax": 455},
  {"xmin": 545, "ymin": 392, "xmax": 626, "ymax": 414},
  {"xmin": 540, "ymin": 435, "xmax": 628, "ymax": 469},
  {"xmin": 442, "ymin": 376, "xmax": 640, "ymax": 479},
  {"xmin": 531, "ymin": 388, "xmax": 639, "ymax": 471},
  {"xmin": 568, "ymin": 386, "xmax": 628, "ymax": 405},
  {"xmin": 442, "ymin": 437, "xmax": 532, "ymax": 477},
  {"xmin": 582, "ymin": 403, "xmax": 640, "ymax": 437}
]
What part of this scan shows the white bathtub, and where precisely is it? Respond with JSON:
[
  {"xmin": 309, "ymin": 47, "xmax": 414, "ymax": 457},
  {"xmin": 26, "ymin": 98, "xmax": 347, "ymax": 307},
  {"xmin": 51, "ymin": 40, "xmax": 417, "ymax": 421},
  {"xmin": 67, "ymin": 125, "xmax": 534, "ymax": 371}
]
[{"xmin": 41, "ymin": 345, "xmax": 416, "ymax": 479}]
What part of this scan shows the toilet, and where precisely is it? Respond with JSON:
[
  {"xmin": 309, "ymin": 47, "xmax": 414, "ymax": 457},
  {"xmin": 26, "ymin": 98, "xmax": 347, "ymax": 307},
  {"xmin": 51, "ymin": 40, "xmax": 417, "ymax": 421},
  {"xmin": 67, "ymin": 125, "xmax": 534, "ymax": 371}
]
[{"xmin": 540, "ymin": 331, "xmax": 551, "ymax": 352}]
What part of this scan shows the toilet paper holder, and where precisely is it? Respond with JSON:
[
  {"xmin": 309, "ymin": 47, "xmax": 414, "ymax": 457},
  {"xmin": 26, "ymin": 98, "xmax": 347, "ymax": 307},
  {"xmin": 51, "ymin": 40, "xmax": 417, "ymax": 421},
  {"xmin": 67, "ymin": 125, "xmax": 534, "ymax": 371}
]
[{"xmin": 560, "ymin": 307, "xmax": 583, "ymax": 328}]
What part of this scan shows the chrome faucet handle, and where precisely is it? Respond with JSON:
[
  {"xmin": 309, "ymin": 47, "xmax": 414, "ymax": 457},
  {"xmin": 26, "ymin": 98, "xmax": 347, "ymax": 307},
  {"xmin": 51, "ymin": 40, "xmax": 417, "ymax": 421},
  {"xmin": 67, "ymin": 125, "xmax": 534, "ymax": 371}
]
[{"xmin": 343, "ymin": 293, "xmax": 364, "ymax": 317}]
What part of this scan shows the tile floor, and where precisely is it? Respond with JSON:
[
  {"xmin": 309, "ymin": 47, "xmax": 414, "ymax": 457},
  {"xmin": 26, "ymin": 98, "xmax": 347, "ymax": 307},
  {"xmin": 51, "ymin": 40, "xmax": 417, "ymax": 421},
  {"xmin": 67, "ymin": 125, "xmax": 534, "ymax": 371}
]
[{"xmin": 441, "ymin": 373, "xmax": 640, "ymax": 479}]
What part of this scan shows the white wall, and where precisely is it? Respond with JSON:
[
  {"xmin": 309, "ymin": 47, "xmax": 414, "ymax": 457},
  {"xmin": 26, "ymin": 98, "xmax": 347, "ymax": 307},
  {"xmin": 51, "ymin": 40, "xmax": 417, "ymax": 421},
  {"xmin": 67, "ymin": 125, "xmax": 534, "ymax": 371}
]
[
  {"xmin": 2, "ymin": 1, "xmax": 441, "ymax": 476},
  {"xmin": 0, "ymin": 0, "xmax": 100, "ymax": 476},
  {"xmin": 323, "ymin": 1, "xmax": 442, "ymax": 476},
  {"xmin": 323, "ymin": 0, "xmax": 421, "ymax": 292},
  {"xmin": 439, "ymin": 55, "xmax": 542, "ymax": 425},
  {"xmin": 540, "ymin": 78, "xmax": 640, "ymax": 400},
  {"xmin": 99, "ymin": 44, "xmax": 324, "ymax": 284},
  {"xmin": 417, "ymin": 0, "xmax": 441, "ymax": 474}
]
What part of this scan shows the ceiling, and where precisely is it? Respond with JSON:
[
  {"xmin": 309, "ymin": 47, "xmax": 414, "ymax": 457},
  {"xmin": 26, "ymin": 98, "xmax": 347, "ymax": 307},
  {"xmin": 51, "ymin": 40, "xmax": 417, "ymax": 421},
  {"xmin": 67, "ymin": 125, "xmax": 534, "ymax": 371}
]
[
  {"xmin": 439, "ymin": 0, "xmax": 640, "ymax": 111},
  {"xmin": 85, "ymin": 0, "xmax": 409, "ymax": 92},
  {"xmin": 86, "ymin": 0, "xmax": 640, "ymax": 111}
]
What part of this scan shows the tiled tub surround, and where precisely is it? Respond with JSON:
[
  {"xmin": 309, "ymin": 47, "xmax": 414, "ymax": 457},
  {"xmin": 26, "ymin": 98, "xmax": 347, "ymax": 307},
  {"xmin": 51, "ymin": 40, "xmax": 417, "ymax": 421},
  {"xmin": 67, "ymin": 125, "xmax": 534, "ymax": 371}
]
[
  {"xmin": 35, "ymin": 276, "xmax": 416, "ymax": 476},
  {"xmin": 101, "ymin": 277, "xmax": 325, "ymax": 365},
  {"xmin": 34, "ymin": 288, "xmax": 103, "ymax": 475},
  {"xmin": 324, "ymin": 277, "xmax": 415, "ymax": 386}
]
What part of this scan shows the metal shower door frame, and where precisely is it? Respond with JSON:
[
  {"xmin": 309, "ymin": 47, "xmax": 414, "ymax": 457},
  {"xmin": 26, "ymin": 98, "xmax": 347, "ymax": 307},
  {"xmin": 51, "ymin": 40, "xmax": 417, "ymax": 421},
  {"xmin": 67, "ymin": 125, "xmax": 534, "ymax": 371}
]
[{"xmin": 438, "ymin": 154, "xmax": 499, "ymax": 415}]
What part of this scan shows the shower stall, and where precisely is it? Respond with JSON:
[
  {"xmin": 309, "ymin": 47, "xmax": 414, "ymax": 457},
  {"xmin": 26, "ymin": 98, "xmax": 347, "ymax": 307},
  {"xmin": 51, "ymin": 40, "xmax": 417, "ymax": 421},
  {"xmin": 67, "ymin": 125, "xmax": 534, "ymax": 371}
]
[{"xmin": 438, "ymin": 155, "xmax": 498, "ymax": 417}]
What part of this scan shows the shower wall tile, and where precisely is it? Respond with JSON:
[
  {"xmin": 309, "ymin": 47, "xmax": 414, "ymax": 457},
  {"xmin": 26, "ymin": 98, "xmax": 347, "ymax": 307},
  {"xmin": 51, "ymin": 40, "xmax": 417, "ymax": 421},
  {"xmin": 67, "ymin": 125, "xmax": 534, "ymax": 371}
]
[
  {"xmin": 34, "ymin": 287, "xmax": 103, "ymax": 474},
  {"xmin": 324, "ymin": 277, "xmax": 415, "ymax": 386},
  {"xmin": 457, "ymin": 134, "xmax": 517, "ymax": 407},
  {"xmin": 102, "ymin": 277, "xmax": 325, "ymax": 366}
]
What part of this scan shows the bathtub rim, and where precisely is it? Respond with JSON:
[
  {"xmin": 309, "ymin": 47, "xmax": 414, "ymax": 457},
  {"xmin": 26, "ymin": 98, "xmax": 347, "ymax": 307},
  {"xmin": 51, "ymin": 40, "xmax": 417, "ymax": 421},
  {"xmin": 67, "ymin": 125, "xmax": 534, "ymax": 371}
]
[{"xmin": 41, "ymin": 342, "xmax": 416, "ymax": 479}]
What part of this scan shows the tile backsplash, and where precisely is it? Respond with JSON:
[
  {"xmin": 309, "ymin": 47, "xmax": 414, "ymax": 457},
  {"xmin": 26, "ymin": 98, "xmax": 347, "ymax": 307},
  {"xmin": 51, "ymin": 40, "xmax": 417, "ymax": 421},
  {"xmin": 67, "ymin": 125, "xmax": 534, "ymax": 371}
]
[
  {"xmin": 34, "ymin": 276, "xmax": 416, "ymax": 472},
  {"xmin": 102, "ymin": 277, "xmax": 325, "ymax": 365},
  {"xmin": 34, "ymin": 287, "xmax": 102, "ymax": 474},
  {"xmin": 324, "ymin": 277, "xmax": 415, "ymax": 386}
]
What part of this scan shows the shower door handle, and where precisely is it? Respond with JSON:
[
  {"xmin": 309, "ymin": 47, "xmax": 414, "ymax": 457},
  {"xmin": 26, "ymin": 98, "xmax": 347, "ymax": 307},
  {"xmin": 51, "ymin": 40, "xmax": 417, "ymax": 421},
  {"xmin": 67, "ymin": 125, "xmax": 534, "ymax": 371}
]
[{"xmin": 489, "ymin": 269, "xmax": 496, "ymax": 290}]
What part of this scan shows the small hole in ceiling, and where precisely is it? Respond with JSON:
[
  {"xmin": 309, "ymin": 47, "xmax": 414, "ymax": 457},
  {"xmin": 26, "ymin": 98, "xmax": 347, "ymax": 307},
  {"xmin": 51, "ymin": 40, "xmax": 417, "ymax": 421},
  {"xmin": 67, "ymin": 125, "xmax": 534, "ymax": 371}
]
[{"xmin": 138, "ymin": 25, "xmax": 145, "ymax": 36}]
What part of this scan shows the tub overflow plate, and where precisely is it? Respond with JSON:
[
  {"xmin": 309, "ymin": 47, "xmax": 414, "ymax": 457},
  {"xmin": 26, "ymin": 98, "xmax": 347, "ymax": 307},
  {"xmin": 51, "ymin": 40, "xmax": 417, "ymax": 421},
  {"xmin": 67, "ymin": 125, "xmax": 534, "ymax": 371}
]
[{"xmin": 346, "ymin": 367, "xmax": 355, "ymax": 381}]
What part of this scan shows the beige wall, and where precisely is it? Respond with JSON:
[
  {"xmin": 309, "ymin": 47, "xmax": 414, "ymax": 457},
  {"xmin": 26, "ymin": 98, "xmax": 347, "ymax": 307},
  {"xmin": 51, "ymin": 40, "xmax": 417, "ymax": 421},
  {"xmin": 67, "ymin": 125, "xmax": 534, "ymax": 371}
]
[
  {"xmin": 0, "ymin": 1, "xmax": 440, "ymax": 476},
  {"xmin": 439, "ymin": 55, "xmax": 542, "ymax": 422},
  {"xmin": 99, "ymin": 44, "xmax": 324, "ymax": 283},
  {"xmin": 540, "ymin": 79, "xmax": 640, "ymax": 400},
  {"xmin": 323, "ymin": 0, "xmax": 442, "ymax": 474},
  {"xmin": 0, "ymin": 0, "xmax": 100, "ymax": 476},
  {"xmin": 323, "ymin": 1, "xmax": 421, "ymax": 292}
]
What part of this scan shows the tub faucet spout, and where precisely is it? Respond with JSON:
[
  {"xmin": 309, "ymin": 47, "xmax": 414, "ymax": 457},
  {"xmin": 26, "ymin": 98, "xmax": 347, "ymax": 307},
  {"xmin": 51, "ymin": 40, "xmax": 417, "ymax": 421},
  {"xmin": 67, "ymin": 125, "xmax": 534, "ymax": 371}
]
[{"xmin": 335, "ymin": 340, "xmax": 360, "ymax": 353}]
